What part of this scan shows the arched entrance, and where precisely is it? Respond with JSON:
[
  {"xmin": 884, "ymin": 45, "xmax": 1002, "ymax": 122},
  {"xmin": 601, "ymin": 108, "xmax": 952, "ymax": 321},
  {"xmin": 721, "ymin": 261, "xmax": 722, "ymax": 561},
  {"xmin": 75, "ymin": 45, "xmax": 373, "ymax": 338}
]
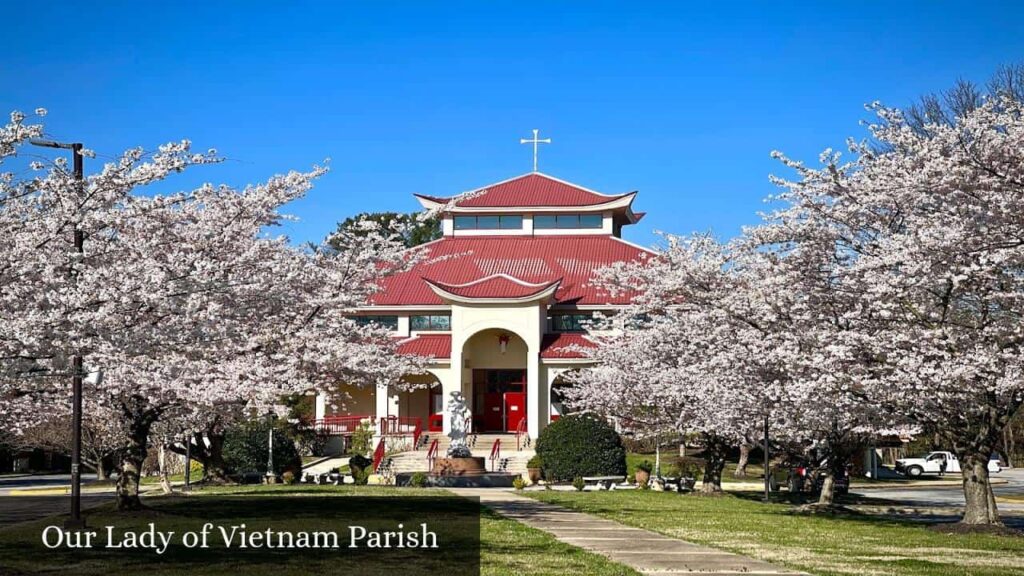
[{"xmin": 462, "ymin": 329, "xmax": 528, "ymax": 433}]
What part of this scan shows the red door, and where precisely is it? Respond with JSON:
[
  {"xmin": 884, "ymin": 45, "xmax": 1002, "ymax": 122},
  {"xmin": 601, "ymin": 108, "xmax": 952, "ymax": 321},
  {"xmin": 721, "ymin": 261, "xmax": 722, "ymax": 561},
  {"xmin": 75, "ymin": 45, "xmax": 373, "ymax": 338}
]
[
  {"xmin": 483, "ymin": 392, "xmax": 503, "ymax": 432},
  {"xmin": 504, "ymin": 392, "xmax": 525, "ymax": 433}
]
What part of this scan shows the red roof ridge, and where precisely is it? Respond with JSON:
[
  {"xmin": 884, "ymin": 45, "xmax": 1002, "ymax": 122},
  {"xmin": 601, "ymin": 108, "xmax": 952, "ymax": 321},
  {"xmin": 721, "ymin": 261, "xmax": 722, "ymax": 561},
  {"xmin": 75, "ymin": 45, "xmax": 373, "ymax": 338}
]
[
  {"xmin": 414, "ymin": 172, "xmax": 636, "ymax": 208},
  {"xmin": 427, "ymin": 273, "xmax": 556, "ymax": 290},
  {"xmin": 424, "ymin": 274, "xmax": 562, "ymax": 302}
]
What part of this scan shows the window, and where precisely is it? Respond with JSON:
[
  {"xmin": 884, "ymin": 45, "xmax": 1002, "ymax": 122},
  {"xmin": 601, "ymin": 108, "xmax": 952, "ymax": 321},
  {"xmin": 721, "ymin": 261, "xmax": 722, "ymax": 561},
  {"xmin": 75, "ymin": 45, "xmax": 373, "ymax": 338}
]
[
  {"xmin": 350, "ymin": 315, "xmax": 398, "ymax": 330},
  {"xmin": 551, "ymin": 313, "xmax": 592, "ymax": 332},
  {"xmin": 534, "ymin": 214, "xmax": 603, "ymax": 229},
  {"xmin": 453, "ymin": 215, "xmax": 523, "ymax": 230},
  {"xmin": 411, "ymin": 314, "xmax": 451, "ymax": 331}
]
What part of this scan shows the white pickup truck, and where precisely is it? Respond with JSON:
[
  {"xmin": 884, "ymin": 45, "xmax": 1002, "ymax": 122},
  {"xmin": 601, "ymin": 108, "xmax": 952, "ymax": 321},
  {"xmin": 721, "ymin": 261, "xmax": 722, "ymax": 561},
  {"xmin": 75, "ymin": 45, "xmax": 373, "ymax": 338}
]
[{"xmin": 895, "ymin": 451, "xmax": 1001, "ymax": 477}]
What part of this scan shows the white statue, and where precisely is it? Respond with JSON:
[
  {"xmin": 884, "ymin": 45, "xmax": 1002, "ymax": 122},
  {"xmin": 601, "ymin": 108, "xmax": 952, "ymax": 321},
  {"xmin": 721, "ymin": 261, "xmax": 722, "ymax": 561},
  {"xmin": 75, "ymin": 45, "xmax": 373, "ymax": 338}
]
[{"xmin": 446, "ymin": 391, "xmax": 472, "ymax": 457}]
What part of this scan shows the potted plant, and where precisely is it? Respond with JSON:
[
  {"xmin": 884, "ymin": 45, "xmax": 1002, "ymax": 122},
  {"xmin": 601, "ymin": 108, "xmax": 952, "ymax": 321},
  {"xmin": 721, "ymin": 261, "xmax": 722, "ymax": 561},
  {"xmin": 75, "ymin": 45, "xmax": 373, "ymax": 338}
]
[
  {"xmin": 635, "ymin": 460, "xmax": 653, "ymax": 487},
  {"xmin": 526, "ymin": 454, "xmax": 543, "ymax": 483}
]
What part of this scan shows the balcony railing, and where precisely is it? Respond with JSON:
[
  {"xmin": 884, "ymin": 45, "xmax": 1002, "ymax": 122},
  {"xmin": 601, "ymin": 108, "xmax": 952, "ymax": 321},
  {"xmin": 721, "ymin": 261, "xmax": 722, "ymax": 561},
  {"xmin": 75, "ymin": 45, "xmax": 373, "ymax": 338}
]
[{"xmin": 311, "ymin": 415, "xmax": 423, "ymax": 440}]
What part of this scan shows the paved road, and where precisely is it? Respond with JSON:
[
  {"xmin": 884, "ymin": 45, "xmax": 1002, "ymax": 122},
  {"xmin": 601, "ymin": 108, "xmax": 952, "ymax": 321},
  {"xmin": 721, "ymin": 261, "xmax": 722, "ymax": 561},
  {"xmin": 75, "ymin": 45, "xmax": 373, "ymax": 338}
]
[
  {"xmin": 852, "ymin": 468, "xmax": 1024, "ymax": 528},
  {"xmin": 0, "ymin": 473, "xmax": 112, "ymax": 527},
  {"xmin": 0, "ymin": 473, "xmax": 99, "ymax": 495}
]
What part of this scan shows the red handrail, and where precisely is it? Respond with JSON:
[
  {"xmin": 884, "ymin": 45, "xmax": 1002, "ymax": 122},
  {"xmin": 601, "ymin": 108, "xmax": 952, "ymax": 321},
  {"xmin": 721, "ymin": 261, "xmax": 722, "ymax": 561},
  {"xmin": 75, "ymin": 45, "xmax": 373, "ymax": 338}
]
[
  {"xmin": 412, "ymin": 418, "xmax": 423, "ymax": 450},
  {"xmin": 489, "ymin": 438, "xmax": 501, "ymax": 472},
  {"xmin": 378, "ymin": 416, "xmax": 423, "ymax": 436},
  {"xmin": 312, "ymin": 415, "xmax": 374, "ymax": 435},
  {"xmin": 372, "ymin": 438, "xmax": 386, "ymax": 472},
  {"xmin": 515, "ymin": 418, "xmax": 528, "ymax": 451},
  {"xmin": 426, "ymin": 438, "xmax": 439, "ymax": 471}
]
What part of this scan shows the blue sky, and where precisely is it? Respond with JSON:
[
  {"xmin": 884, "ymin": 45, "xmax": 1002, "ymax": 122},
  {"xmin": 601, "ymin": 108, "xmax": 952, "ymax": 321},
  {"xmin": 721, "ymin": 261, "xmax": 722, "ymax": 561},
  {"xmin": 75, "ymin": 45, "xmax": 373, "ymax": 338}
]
[{"xmin": 4, "ymin": 1, "xmax": 1021, "ymax": 247}]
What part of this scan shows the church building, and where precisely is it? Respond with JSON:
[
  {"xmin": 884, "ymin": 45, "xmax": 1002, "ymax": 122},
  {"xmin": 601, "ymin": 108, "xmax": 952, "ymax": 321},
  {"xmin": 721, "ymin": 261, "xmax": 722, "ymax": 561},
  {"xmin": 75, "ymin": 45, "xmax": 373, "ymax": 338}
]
[{"xmin": 313, "ymin": 171, "xmax": 651, "ymax": 449}]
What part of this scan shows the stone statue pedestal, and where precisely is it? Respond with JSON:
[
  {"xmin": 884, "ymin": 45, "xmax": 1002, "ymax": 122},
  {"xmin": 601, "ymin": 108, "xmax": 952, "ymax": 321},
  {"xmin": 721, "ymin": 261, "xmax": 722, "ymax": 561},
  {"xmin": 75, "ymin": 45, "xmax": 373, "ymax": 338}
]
[{"xmin": 431, "ymin": 457, "xmax": 486, "ymax": 476}]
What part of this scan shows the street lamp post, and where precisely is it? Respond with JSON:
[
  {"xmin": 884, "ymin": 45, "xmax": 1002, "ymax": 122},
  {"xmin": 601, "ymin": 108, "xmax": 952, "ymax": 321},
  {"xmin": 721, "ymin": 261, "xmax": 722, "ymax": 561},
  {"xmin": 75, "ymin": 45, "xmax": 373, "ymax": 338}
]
[
  {"xmin": 763, "ymin": 412, "xmax": 770, "ymax": 503},
  {"xmin": 184, "ymin": 434, "xmax": 192, "ymax": 492},
  {"xmin": 30, "ymin": 138, "xmax": 86, "ymax": 529},
  {"xmin": 266, "ymin": 412, "xmax": 278, "ymax": 484}
]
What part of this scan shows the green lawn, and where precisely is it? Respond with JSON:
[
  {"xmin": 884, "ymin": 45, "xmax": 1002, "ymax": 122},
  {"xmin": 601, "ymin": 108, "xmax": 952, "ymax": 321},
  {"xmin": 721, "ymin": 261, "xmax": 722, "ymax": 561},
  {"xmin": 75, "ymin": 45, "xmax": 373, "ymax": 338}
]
[
  {"xmin": 0, "ymin": 484, "xmax": 639, "ymax": 576},
  {"xmin": 526, "ymin": 490, "xmax": 1024, "ymax": 576}
]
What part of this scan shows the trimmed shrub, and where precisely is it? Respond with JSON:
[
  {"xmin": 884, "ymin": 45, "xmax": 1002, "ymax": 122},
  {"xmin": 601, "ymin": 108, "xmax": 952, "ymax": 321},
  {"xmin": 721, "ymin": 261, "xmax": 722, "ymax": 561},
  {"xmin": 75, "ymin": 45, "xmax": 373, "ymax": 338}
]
[
  {"xmin": 409, "ymin": 471, "xmax": 428, "ymax": 488},
  {"xmin": 513, "ymin": 476, "xmax": 526, "ymax": 491},
  {"xmin": 349, "ymin": 454, "xmax": 372, "ymax": 485},
  {"xmin": 527, "ymin": 454, "xmax": 543, "ymax": 469},
  {"xmin": 572, "ymin": 476, "xmax": 585, "ymax": 491},
  {"xmin": 222, "ymin": 419, "xmax": 301, "ymax": 476},
  {"xmin": 349, "ymin": 420, "xmax": 374, "ymax": 456},
  {"xmin": 535, "ymin": 414, "xmax": 626, "ymax": 481}
]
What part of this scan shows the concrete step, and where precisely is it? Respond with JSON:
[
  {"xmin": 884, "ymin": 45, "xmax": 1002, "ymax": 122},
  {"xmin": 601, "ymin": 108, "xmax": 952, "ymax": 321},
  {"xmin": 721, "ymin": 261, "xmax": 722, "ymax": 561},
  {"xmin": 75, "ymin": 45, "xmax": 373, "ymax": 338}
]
[{"xmin": 382, "ymin": 441, "xmax": 535, "ymax": 474}]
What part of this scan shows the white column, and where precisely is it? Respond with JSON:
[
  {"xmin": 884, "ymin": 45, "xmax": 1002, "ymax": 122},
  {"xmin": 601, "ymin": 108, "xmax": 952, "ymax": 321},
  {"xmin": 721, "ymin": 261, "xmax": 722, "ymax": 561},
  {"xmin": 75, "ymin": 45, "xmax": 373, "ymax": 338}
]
[
  {"xmin": 314, "ymin": 393, "xmax": 327, "ymax": 421},
  {"xmin": 388, "ymin": 389, "xmax": 400, "ymax": 419},
  {"xmin": 375, "ymin": 383, "xmax": 390, "ymax": 431},
  {"xmin": 527, "ymin": 347, "xmax": 542, "ymax": 438}
]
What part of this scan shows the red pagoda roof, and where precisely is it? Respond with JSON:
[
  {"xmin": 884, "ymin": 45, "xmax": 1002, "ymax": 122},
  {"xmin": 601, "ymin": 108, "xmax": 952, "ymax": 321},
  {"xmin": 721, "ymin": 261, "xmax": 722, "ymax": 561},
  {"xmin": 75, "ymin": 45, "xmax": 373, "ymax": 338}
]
[
  {"xmin": 425, "ymin": 275, "xmax": 560, "ymax": 302},
  {"xmin": 396, "ymin": 334, "xmax": 451, "ymax": 359},
  {"xmin": 415, "ymin": 173, "xmax": 634, "ymax": 209},
  {"xmin": 540, "ymin": 333, "xmax": 597, "ymax": 359},
  {"xmin": 371, "ymin": 236, "xmax": 653, "ymax": 306}
]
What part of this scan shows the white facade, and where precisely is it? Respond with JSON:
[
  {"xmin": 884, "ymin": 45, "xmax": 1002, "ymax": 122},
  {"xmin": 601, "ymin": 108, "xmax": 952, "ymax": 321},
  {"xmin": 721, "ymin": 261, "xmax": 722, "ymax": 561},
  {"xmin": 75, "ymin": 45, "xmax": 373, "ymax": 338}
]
[{"xmin": 314, "ymin": 172, "xmax": 649, "ymax": 443}]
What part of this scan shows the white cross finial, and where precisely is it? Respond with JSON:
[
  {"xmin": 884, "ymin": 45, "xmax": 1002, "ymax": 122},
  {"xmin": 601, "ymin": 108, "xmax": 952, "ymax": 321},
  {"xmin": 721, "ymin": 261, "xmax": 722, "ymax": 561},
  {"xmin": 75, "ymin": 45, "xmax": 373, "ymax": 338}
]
[{"xmin": 520, "ymin": 129, "xmax": 551, "ymax": 172}]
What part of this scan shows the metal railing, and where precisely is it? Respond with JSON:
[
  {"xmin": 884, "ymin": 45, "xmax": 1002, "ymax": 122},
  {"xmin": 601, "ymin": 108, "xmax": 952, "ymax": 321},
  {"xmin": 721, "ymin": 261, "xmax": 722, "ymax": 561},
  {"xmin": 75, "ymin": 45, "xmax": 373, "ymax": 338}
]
[
  {"xmin": 378, "ymin": 416, "xmax": 422, "ymax": 436},
  {"xmin": 312, "ymin": 415, "xmax": 373, "ymax": 435},
  {"xmin": 372, "ymin": 438, "xmax": 386, "ymax": 472},
  {"xmin": 413, "ymin": 418, "xmax": 423, "ymax": 449},
  {"xmin": 489, "ymin": 438, "xmax": 502, "ymax": 472},
  {"xmin": 426, "ymin": 438, "xmax": 439, "ymax": 471},
  {"xmin": 312, "ymin": 415, "xmax": 423, "ymax": 441},
  {"xmin": 515, "ymin": 418, "xmax": 529, "ymax": 451}
]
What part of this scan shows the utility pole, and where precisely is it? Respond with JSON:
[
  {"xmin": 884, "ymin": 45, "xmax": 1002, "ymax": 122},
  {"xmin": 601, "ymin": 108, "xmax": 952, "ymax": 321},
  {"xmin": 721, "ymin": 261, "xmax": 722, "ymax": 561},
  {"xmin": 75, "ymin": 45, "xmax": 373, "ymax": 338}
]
[{"xmin": 31, "ymin": 139, "xmax": 86, "ymax": 529}]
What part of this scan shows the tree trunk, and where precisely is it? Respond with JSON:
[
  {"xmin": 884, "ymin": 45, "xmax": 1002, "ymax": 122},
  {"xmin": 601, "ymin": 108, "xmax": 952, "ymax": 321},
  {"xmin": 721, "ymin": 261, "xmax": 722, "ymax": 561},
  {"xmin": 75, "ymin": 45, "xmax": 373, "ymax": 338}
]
[
  {"xmin": 94, "ymin": 457, "xmax": 108, "ymax": 481},
  {"xmin": 203, "ymin": 431, "xmax": 229, "ymax": 483},
  {"xmin": 168, "ymin": 429, "xmax": 231, "ymax": 483},
  {"xmin": 817, "ymin": 472, "xmax": 837, "ymax": 506},
  {"xmin": 815, "ymin": 447, "xmax": 851, "ymax": 507},
  {"xmin": 115, "ymin": 407, "xmax": 159, "ymax": 511},
  {"xmin": 734, "ymin": 442, "xmax": 752, "ymax": 478},
  {"xmin": 700, "ymin": 435, "xmax": 727, "ymax": 494},
  {"xmin": 960, "ymin": 451, "xmax": 1001, "ymax": 525},
  {"xmin": 158, "ymin": 443, "xmax": 173, "ymax": 494}
]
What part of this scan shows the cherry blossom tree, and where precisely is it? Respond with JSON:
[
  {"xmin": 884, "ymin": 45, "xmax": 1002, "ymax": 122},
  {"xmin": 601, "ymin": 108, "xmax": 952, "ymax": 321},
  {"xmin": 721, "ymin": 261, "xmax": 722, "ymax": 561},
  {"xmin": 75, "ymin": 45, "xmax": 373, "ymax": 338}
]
[
  {"xmin": 576, "ymin": 227, "xmax": 884, "ymax": 504},
  {"xmin": 0, "ymin": 110, "xmax": 425, "ymax": 509},
  {"xmin": 770, "ymin": 89, "xmax": 1024, "ymax": 525}
]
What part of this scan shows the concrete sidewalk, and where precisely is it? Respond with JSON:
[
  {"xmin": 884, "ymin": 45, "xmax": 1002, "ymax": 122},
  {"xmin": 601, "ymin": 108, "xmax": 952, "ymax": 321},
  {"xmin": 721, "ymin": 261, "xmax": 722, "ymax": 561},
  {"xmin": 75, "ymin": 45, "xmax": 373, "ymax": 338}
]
[{"xmin": 453, "ymin": 488, "xmax": 807, "ymax": 575}]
